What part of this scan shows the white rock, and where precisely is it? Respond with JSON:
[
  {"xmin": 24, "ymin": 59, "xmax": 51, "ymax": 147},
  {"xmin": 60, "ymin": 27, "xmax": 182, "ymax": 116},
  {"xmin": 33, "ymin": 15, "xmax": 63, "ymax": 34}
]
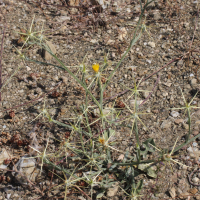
[
  {"xmin": 117, "ymin": 154, "xmax": 124, "ymax": 161},
  {"xmin": 192, "ymin": 177, "xmax": 199, "ymax": 183},
  {"xmin": 57, "ymin": 16, "xmax": 70, "ymax": 22},
  {"xmin": 126, "ymin": 7, "xmax": 131, "ymax": 13},
  {"xmin": 193, "ymin": 142, "xmax": 198, "ymax": 147},
  {"xmin": 126, "ymin": 66, "xmax": 137, "ymax": 71},
  {"xmin": 142, "ymin": 91, "xmax": 149, "ymax": 99},
  {"xmin": 170, "ymin": 111, "xmax": 179, "ymax": 117},
  {"xmin": 26, "ymin": 66, "xmax": 31, "ymax": 71},
  {"xmin": 6, "ymin": 194, "xmax": 11, "ymax": 199},
  {"xmin": 146, "ymin": 59, "xmax": 151, "ymax": 64},
  {"xmin": 187, "ymin": 146, "xmax": 194, "ymax": 153},
  {"xmin": 118, "ymin": 27, "xmax": 127, "ymax": 41},
  {"xmin": 182, "ymin": 165, "xmax": 188, "ymax": 170},
  {"xmin": 179, "ymin": 192, "xmax": 190, "ymax": 199},
  {"xmin": 90, "ymin": 39, "xmax": 97, "ymax": 43},
  {"xmin": 0, "ymin": 149, "xmax": 11, "ymax": 165},
  {"xmin": 92, "ymin": 0, "xmax": 111, "ymax": 10},
  {"xmin": 61, "ymin": 76, "xmax": 68, "ymax": 84},
  {"xmin": 163, "ymin": 81, "xmax": 172, "ymax": 87},
  {"xmin": 0, "ymin": 149, "xmax": 12, "ymax": 170},
  {"xmin": 169, "ymin": 187, "xmax": 176, "ymax": 198},
  {"xmin": 12, "ymin": 156, "xmax": 40, "ymax": 184},
  {"xmin": 162, "ymin": 91, "xmax": 168, "ymax": 97},
  {"xmin": 106, "ymin": 39, "xmax": 115, "ymax": 45},
  {"xmin": 77, "ymin": 196, "xmax": 86, "ymax": 200},
  {"xmin": 148, "ymin": 41, "xmax": 156, "ymax": 48}
]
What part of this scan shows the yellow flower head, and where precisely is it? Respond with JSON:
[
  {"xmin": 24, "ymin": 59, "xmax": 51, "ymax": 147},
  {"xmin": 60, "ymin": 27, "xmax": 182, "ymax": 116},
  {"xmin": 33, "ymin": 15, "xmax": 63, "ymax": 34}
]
[
  {"xmin": 92, "ymin": 63, "xmax": 100, "ymax": 73},
  {"xmin": 99, "ymin": 137, "xmax": 105, "ymax": 145}
]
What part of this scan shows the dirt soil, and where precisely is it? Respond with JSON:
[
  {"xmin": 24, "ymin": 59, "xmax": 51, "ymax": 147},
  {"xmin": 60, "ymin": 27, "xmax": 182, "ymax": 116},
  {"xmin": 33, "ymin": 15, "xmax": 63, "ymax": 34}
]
[{"xmin": 0, "ymin": 0, "xmax": 200, "ymax": 199}]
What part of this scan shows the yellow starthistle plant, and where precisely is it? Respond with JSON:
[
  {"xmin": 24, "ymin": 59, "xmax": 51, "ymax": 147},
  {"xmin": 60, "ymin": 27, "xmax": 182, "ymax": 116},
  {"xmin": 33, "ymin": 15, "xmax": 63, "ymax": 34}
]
[
  {"xmin": 50, "ymin": 165, "xmax": 84, "ymax": 200},
  {"xmin": 69, "ymin": 53, "xmax": 89, "ymax": 77},
  {"xmin": 86, "ymin": 62, "xmax": 107, "ymax": 90},
  {"xmin": 120, "ymin": 76, "xmax": 150, "ymax": 102},
  {"xmin": 170, "ymin": 87, "xmax": 200, "ymax": 141},
  {"xmin": 31, "ymin": 98, "xmax": 54, "ymax": 123},
  {"xmin": 148, "ymin": 137, "xmax": 190, "ymax": 172},
  {"xmin": 98, "ymin": 129, "xmax": 121, "ymax": 152},
  {"xmin": 83, "ymin": 171, "xmax": 102, "ymax": 198},
  {"xmin": 17, "ymin": 15, "xmax": 52, "ymax": 50},
  {"xmin": 121, "ymin": 100, "xmax": 151, "ymax": 136},
  {"xmin": 28, "ymin": 137, "xmax": 53, "ymax": 175}
]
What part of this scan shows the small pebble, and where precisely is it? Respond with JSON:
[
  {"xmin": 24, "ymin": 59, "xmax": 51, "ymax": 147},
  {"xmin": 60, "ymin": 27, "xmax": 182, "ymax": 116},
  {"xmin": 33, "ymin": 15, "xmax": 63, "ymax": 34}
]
[
  {"xmin": 174, "ymin": 119, "xmax": 183, "ymax": 124},
  {"xmin": 57, "ymin": 16, "xmax": 70, "ymax": 22},
  {"xmin": 187, "ymin": 147, "xmax": 193, "ymax": 153},
  {"xmin": 26, "ymin": 66, "xmax": 31, "ymax": 71},
  {"xmin": 90, "ymin": 39, "xmax": 97, "ymax": 44},
  {"xmin": 162, "ymin": 91, "xmax": 168, "ymax": 97},
  {"xmin": 183, "ymin": 123, "xmax": 189, "ymax": 130},
  {"xmin": 161, "ymin": 120, "xmax": 171, "ymax": 129},
  {"xmin": 191, "ymin": 78, "xmax": 197, "ymax": 85},
  {"xmin": 192, "ymin": 130, "xmax": 199, "ymax": 136},
  {"xmin": 171, "ymin": 110, "xmax": 179, "ymax": 117},
  {"xmin": 193, "ymin": 142, "xmax": 198, "ymax": 147},
  {"xmin": 169, "ymin": 187, "xmax": 176, "ymax": 198},
  {"xmin": 195, "ymin": 120, "xmax": 200, "ymax": 124},
  {"xmin": 148, "ymin": 41, "xmax": 155, "ymax": 48},
  {"xmin": 192, "ymin": 177, "xmax": 199, "ymax": 183}
]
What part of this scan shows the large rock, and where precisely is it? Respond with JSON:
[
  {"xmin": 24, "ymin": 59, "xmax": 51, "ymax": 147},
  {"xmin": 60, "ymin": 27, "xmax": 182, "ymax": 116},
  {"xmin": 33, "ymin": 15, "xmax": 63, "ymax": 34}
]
[{"xmin": 12, "ymin": 156, "xmax": 41, "ymax": 184}]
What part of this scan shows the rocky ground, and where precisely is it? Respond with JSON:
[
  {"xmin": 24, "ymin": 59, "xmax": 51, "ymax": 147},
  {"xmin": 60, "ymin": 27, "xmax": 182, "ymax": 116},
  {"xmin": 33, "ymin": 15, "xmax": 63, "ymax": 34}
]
[{"xmin": 0, "ymin": 0, "xmax": 199, "ymax": 199}]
